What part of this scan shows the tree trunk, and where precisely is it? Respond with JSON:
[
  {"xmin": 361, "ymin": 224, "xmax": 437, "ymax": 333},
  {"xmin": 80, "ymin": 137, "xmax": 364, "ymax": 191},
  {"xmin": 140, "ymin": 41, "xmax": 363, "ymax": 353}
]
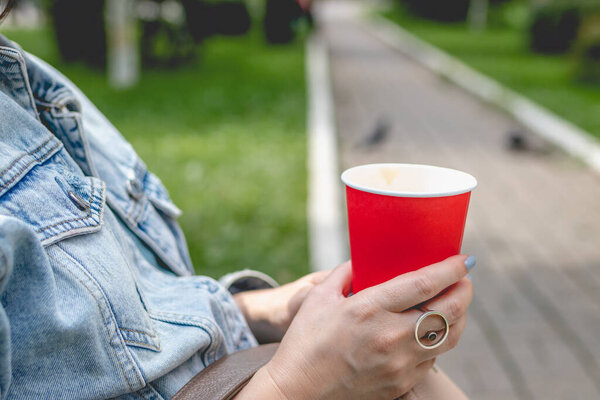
[
  {"xmin": 468, "ymin": 0, "xmax": 489, "ymax": 31},
  {"xmin": 106, "ymin": 0, "xmax": 139, "ymax": 89}
]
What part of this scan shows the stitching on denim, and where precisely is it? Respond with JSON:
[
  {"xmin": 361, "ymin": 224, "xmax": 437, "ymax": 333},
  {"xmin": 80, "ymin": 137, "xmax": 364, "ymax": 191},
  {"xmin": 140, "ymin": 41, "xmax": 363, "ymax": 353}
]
[
  {"xmin": 52, "ymin": 107, "xmax": 81, "ymax": 120},
  {"xmin": 49, "ymin": 91, "xmax": 73, "ymax": 109},
  {"xmin": 72, "ymin": 112, "xmax": 99, "ymax": 177},
  {"xmin": 135, "ymin": 384, "xmax": 162, "ymax": 400},
  {"xmin": 34, "ymin": 88, "xmax": 70, "ymax": 108},
  {"xmin": 35, "ymin": 177, "xmax": 95, "ymax": 233},
  {"xmin": 120, "ymin": 327, "xmax": 157, "ymax": 338},
  {"xmin": 0, "ymin": 141, "xmax": 61, "ymax": 195},
  {"xmin": 36, "ymin": 182, "xmax": 104, "ymax": 240},
  {"xmin": 123, "ymin": 339, "xmax": 160, "ymax": 351},
  {"xmin": 149, "ymin": 312, "xmax": 214, "ymax": 368},
  {"xmin": 0, "ymin": 136, "xmax": 54, "ymax": 181},
  {"xmin": 14, "ymin": 51, "xmax": 40, "ymax": 118},
  {"xmin": 133, "ymin": 198, "xmax": 148, "ymax": 223},
  {"xmin": 34, "ymin": 98, "xmax": 55, "ymax": 108},
  {"xmin": 146, "ymin": 383, "xmax": 163, "ymax": 400},
  {"xmin": 56, "ymin": 238, "xmax": 159, "ymax": 358},
  {"xmin": 48, "ymin": 251, "xmax": 138, "ymax": 392},
  {"xmin": 149, "ymin": 311, "xmax": 216, "ymax": 326},
  {"xmin": 120, "ymin": 214, "xmax": 183, "ymax": 274},
  {"xmin": 103, "ymin": 212, "xmax": 155, "ymax": 318},
  {"xmin": 104, "ymin": 196, "xmax": 187, "ymax": 275},
  {"xmin": 0, "ymin": 48, "xmax": 40, "ymax": 119}
]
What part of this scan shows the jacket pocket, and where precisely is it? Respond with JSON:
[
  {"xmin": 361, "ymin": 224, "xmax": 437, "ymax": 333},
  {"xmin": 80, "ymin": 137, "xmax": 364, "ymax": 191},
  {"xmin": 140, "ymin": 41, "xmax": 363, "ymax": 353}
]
[
  {"xmin": 0, "ymin": 150, "xmax": 103, "ymax": 246},
  {"xmin": 0, "ymin": 149, "xmax": 162, "ymax": 353}
]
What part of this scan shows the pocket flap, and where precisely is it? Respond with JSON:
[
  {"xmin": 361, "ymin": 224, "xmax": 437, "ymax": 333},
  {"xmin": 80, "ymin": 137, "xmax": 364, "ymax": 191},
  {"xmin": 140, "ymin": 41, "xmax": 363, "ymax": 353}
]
[{"xmin": 0, "ymin": 150, "xmax": 106, "ymax": 247}]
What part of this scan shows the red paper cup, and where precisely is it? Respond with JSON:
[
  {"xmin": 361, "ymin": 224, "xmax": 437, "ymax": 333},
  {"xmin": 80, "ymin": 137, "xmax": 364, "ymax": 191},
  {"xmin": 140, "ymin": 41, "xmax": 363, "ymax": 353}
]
[{"xmin": 342, "ymin": 164, "xmax": 477, "ymax": 293}]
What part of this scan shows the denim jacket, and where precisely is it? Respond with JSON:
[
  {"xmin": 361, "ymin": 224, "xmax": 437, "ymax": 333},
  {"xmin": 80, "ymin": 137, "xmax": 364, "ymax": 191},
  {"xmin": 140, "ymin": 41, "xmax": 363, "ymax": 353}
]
[{"xmin": 0, "ymin": 35, "xmax": 269, "ymax": 399}]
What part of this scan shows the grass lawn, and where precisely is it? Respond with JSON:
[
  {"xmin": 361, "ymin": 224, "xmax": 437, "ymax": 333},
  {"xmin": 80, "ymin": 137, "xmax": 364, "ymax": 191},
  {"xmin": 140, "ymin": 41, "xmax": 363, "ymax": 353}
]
[
  {"xmin": 383, "ymin": 4, "xmax": 600, "ymax": 139},
  {"xmin": 1, "ymin": 27, "xmax": 309, "ymax": 283}
]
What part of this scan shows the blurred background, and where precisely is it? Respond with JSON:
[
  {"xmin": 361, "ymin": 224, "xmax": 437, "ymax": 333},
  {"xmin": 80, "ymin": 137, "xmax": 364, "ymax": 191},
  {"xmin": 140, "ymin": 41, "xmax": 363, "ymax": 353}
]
[{"xmin": 384, "ymin": 0, "xmax": 600, "ymax": 135}]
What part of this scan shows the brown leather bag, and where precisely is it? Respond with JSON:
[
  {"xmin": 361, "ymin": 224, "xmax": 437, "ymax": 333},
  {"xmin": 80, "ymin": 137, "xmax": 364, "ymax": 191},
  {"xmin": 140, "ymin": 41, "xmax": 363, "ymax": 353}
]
[
  {"xmin": 171, "ymin": 343, "xmax": 468, "ymax": 400},
  {"xmin": 171, "ymin": 343, "xmax": 279, "ymax": 400}
]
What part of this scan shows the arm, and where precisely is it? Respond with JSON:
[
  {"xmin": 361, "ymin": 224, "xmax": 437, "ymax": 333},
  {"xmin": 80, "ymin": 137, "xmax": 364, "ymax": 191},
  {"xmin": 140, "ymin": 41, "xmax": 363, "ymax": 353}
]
[{"xmin": 233, "ymin": 270, "xmax": 330, "ymax": 343}]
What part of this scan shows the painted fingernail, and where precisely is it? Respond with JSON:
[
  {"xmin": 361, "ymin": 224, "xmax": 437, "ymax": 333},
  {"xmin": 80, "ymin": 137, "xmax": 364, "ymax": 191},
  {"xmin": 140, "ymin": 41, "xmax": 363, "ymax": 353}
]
[
  {"xmin": 467, "ymin": 273, "xmax": 472, "ymax": 281},
  {"xmin": 465, "ymin": 255, "xmax": 476, "ymax": 271}
]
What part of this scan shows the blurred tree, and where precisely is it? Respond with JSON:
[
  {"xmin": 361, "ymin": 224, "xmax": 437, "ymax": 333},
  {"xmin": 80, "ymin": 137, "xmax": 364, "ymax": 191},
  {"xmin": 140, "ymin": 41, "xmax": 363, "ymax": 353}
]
[
  {"xmin": 182, "ymin": 0, "xmax": 251, "ymax": 42},
  {"xmin": 529, "ymin": 1, "xmax": 581, "ymax": 53},
  {"xmin": 139, "ymin": 0, "xmax": 196, "ymax": 67},
  {"xmin": 468, "ymin": 0, "xmax": 489, "ymax": 31},
  {"xmin": 264, "ymin": 0, "xmax": 311, "ymax": 44},
  {"xmin": 48, "ymin": 0, "xmax": 106, "ymax": 68},
  {"xmin": 401, "ymin": 0, "xmax": 471, "ymax": 22},
  {"xmin": 106, "ymin": 0, "xmax": 139, "ymax": 88},
  {"xmin": 575, "ymin": 10, "xmax": 600, "ymax": 82}
]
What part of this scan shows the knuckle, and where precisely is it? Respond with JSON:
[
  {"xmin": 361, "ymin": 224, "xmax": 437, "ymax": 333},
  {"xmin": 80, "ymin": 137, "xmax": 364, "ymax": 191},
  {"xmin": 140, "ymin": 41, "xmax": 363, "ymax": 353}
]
[
  {"xmin": 371, "ymin": 330, "xmax": 397, "ymax": 354},
  {"xmin": 413, "ymin": 274, "xmax": 437, "ymax": 299},
  {"xmin": 384, "ymin": 357, "xmax": 411, "ymax": 382},
  {"xmin": 447, "ymin": 298, "xmax": 465, "ymax": 320},
  {"xmin": 346, "ymin": 298, "xmax": 377, "ymax": 323}
]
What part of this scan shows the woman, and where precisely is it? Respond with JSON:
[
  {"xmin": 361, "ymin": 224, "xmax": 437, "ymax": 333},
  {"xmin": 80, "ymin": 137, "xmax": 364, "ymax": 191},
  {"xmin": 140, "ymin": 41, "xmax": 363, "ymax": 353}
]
[{"xmin": 0, "ymin": 1, "xmax": 474, "ymax": 398}]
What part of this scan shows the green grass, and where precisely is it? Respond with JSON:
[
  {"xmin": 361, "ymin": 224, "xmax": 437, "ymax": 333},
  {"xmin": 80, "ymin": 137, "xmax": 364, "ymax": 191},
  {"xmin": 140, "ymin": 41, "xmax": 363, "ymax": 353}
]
[
  {"xmin": 383, "ymin": 5, "xmax": 600, "ymax": 138},
  {"xmin": 1, "ymin": 27, "xmax": 309, "ymax": 283}
]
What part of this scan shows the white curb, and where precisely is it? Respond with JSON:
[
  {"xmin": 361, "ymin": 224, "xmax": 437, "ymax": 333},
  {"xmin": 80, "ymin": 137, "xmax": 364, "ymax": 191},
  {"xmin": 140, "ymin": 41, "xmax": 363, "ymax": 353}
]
[
  {"xmin": 364, "ymin": 16, "xmax": 600, "ymax": 174},
  {"xmin": 306, "ymin": 33, "xmax": 348, "ymax": 272}
]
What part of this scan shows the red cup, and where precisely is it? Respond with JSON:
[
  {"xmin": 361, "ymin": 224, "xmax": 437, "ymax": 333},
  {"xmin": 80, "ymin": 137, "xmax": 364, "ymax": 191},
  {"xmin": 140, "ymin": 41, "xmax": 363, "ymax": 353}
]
[{"xmin": 342, "ymin": 164, "xmax": 477, "ymax": 293}]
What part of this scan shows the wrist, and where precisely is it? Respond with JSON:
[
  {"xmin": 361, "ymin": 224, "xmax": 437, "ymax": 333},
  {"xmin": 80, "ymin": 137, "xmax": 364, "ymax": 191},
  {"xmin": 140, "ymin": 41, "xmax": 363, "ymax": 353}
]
[
  {"xmin": 235, "ymin": 365, "xmax": 289, "ymax": 400},
  {"xmin": 234, "ymin": 290, "xmax": 286, "ymax": 343}
]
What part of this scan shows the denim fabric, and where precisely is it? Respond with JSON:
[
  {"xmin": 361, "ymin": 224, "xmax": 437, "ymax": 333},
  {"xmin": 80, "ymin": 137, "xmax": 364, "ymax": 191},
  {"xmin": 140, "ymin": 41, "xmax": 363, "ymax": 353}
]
[{"xmin": 0, "ymin": 35, "xmax": 261, "ymax": 399}]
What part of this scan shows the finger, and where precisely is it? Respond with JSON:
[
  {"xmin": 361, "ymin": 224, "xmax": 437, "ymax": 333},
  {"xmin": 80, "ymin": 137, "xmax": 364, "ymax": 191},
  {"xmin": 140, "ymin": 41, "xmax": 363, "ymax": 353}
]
[
  {"xmin": 417, "ymin": 315, "xmax": 467, "ymax": 363},
  {"xmin": 317, "ymin": 260, "xmax": 352, "ymax": 297},
  {"xmin": 365, "ymin": 255, "xmax": 473, "ymax": 313},
  {"xmin": 304, "ymin": 270, "xmax": 331, "ymax": 285},
  {"xmin": 421, "ymin": 277, "xmax": 473, "ymax": 325},
  {"xmin": 416, "ymin": 313, "xmax": 446, "ymax": 343}
]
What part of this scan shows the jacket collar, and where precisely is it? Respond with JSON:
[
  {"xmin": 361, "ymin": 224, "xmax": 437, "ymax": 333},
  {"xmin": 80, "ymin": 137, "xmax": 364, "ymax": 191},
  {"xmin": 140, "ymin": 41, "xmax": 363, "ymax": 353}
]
[
  {"xmin": 0, "ymin": 34, "xmax": 75, "ymax": 119},
  {"xmin": 0, "ymin": 34, "xmax": 39, "ymax": 120}
]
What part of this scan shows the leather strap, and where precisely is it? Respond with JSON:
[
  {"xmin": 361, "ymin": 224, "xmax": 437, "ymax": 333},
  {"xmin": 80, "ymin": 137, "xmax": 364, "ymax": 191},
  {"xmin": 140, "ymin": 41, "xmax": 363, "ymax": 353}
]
[{"xmin": 172, "ymin": 343, "xmax": 279, "ymax": 400}]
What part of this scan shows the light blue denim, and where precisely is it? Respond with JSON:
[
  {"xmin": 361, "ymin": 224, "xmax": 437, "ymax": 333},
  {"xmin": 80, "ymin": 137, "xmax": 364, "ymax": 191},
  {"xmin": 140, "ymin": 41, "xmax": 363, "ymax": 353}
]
[{"xmin": 0, "ymin": 35, "xmax": 262, "ymax": 399}]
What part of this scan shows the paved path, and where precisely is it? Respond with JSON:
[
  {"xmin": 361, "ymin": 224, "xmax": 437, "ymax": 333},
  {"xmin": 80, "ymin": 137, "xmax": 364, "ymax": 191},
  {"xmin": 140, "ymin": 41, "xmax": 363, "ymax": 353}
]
[{"xmin": 319, "ymin": 4, "xmax": 600, "ymax": 399}]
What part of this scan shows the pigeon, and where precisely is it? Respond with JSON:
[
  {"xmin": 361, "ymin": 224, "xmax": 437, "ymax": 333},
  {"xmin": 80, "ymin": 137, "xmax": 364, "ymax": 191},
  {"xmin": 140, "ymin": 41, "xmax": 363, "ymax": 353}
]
[{"xmin": 361, "ymin": 117, "xmax": 391, "ymax": 148}]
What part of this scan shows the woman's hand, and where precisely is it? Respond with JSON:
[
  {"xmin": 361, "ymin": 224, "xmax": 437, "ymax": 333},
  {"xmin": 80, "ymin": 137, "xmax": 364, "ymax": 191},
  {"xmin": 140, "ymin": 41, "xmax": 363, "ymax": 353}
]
[
  {"xmin": 238, "ymin": 255, "xmax": 474, "ymax": 400},
  {"xmin": 234, "ymin": 270, "xmax": 331, "ymax": 343}
]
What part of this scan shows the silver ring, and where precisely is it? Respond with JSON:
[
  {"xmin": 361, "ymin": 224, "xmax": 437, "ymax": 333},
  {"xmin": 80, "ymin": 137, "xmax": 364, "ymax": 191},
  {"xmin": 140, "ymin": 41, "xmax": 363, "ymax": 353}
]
[{"xmin": 414, "ymin": 311, "xmax": 450, "ymax": 350}]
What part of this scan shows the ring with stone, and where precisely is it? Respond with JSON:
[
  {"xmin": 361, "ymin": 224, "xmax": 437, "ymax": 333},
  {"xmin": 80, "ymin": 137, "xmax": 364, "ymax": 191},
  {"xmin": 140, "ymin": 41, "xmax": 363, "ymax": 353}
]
[{"xmin": 414, "ymin": 310, "xmax": 450, "ymax": 350}]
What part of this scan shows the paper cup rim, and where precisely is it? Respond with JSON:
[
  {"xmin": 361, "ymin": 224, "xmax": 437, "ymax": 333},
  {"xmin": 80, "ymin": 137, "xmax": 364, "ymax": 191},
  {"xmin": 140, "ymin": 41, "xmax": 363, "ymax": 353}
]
[{"xmin": 341, "ymin": 163, "xmax": 478, "ymax": 198}]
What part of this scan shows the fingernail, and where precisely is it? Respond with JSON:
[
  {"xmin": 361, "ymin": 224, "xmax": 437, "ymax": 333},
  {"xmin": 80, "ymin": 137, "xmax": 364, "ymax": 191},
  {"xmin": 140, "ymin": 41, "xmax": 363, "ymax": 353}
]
[
  {"xmin": 465, "ymin": 255, "xmax": 476, "ymax": 271},
  {"xmin": 467, "ymin": 273, "xmax": 472, "ymax": 281}
]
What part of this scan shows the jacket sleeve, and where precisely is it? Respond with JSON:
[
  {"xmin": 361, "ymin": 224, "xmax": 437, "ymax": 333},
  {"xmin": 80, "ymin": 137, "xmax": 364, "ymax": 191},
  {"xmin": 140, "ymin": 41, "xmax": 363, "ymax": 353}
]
[
  {"xmin": 219, "ymin": 269, "xmax": 279, "ymax": 295},
  {"xmin": 0, "ymin": 216, "xmax": 15, "ymax": 399}
]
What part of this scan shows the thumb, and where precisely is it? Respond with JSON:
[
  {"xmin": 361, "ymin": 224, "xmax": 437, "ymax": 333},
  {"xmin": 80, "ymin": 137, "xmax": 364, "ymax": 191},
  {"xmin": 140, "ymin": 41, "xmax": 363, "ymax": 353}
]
[{"xmin": 319, "ymin": 260, "xmax": 353, "ymax": 297}]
